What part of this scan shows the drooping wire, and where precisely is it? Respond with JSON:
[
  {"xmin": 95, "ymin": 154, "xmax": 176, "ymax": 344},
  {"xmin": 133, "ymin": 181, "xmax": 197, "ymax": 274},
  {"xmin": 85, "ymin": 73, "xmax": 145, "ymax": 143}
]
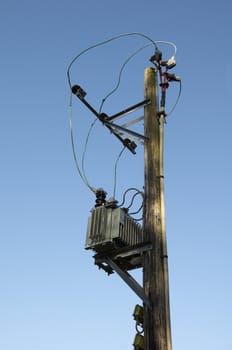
[
  {"xmin": 165, "ymin": 80, "xmax": 182, "ymax": 117},
  {"xmin": 81, "ymin": 117, "xmax": 98, "ymax": 188},
  {"xmin": 67, "ymin": 32, "xmax": 158, "ymax": 88},
  {"xmin": 118, "ymin": 188, "xmax": 144, "ymax": 221},
  {"xmin": 80, "ymin": 42, "xmax": 153, "ymax": 196},
  {"xmin": 69, "ymin": 94, "xmax": 84, "ymax": 182},
  {"xmin": 126, "ymin": 191, "xmax": 143, "ymax": 211},
  {"xmin": 98, "ymin": 43, "xmax": 151, "ymax": 113},
  {"xmin": 113, "ymin": 146, "xmax": 126, "ymax": 199},
  {"xmin": 68, "ymin": 33, "xmax": 180, "ymax": 196},
  {"xmin": 130, "ymin": 203, "xmax": 144, "ymax": 216},
  {"xmin": 118, "ymin": 188, "xmax": 144, "ymax": 208},
  {"xmin": 156, "ymin": 40, "xmax": 177, "ymax": 57},
  {"xmin": 69, "ymin": 93, "xmax": 96, "ymax": 193},
  {"xmin": 125, "ymin": 191, "xmax": 144, "ymax": 218}
]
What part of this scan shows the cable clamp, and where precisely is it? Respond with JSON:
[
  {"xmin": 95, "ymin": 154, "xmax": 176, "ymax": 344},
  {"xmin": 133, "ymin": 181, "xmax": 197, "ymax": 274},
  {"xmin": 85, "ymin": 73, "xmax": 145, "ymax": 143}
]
[
  {"xmin": 99, "ymin": 112, "xmax": 109, "ymax": 123},
  {"xmin": 158, "ymin": 111, "xmax": 167, "ymax": 118}
]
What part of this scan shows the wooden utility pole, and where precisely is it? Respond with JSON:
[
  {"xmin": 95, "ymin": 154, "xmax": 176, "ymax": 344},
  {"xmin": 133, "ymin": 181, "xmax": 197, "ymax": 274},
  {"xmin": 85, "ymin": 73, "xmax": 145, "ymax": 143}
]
[{"xmin": 143, "ymin": 67, "xmax": 172, "ymax": 350}]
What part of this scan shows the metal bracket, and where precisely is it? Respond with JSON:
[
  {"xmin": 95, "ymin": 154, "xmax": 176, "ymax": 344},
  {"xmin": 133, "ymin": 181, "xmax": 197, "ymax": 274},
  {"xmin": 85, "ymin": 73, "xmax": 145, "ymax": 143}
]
[
  {"xmin": 71, "ymin": 84, "xmax": 150, "ymax": 153},
  {"xmin": 93, "ymin": 244, "xmax": 152, "ymax": 307},
  {"xmin": 105, "ymin": 257, "xmax": 151, "ymax": 308},
  {"xmin": 111, "ymin": 243, "xmax": 152, "ymax": 261},
  {"xmin": 103, "ymin": 119, "xmax": 149, "ymax": 141},
  {"xmin": 107, "ymin": 99, "xmax": 150, "ymax": 122}
]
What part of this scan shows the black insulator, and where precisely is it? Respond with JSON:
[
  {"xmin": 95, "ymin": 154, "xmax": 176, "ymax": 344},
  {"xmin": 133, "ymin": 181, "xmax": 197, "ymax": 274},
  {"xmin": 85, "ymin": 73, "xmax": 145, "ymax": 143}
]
[
  {"xmin": 150, "ymin": 48, "xmax": 163, "ymax": 63},
  {"xmin": 123, "ymin": 139, "xmax": 137, "ymax": 154},
  {"xmin": 95, "ymin": 188, "xmax": 107, "ymax": 207},
  {"xmin": 71, "ymin": 84, "xmax": 87, "ymax": 99}
]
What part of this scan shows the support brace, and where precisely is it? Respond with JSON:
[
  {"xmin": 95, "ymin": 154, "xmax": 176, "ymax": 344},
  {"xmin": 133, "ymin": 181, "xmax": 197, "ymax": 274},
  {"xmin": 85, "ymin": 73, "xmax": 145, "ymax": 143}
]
[
  {"xmin": 71, "ymin": 84, "xmax": 149, "ymax": 153},
  {"xmin": 105, "ymin": 257, "xmax": 151, "ymax": 308}
]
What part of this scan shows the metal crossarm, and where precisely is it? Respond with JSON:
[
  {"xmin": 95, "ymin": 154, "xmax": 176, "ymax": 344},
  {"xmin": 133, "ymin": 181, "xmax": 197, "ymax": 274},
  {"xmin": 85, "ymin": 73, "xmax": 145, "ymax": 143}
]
[{"xmin": 71, "ymin": 84, "xmax": 149, "ymax": 153}]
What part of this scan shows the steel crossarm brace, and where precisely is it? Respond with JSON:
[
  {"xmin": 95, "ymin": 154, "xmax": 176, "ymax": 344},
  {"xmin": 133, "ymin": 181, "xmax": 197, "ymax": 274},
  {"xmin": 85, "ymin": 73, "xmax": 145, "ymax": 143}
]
[
  {"xmin": 73, "ymin": 94, "xmax": 148, "ymax": 141},
  {"xmin": 71, "ymin": 85, "xmax": 149, "ymax": 153},
  {"xmin": 105, "ymin": 257, "xmax": 151, "ymax": 309},
  {"xmin": 104, "ymin": 120, "xmax": 149, "ymax": 141},
  {"xmin": 72, "ymin": 90, "xmax": 136, "ymax": 153},
  {"xmin": 107, "ymin": 99, "xmax": 151, "ymax": 122},
  {"xmin": 121, "ymin": 115, "xmax": 144, "ymax": 128}
]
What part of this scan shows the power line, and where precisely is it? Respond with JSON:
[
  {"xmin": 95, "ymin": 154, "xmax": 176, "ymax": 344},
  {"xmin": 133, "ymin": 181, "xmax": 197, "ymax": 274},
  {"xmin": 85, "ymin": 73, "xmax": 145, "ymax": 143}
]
[
  {"xmin": 68, "ymin": 33, "xmax": 181, "ymax": 199},
  {"xmin": 67, "ymin": 32, "xmax": 159, "ymax": 88}
]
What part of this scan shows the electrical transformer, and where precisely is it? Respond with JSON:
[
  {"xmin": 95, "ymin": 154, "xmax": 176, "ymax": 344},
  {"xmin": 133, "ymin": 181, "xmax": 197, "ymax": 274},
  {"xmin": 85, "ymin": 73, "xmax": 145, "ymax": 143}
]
[{"xmin": 85, "ymin": 206, "xmax": 145, "ymax": 253}]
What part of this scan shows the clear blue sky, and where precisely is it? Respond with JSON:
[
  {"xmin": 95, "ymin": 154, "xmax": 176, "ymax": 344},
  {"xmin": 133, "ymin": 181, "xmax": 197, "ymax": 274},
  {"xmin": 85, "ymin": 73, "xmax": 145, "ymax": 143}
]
[{"xmin": 1, "ymin": 1, "xmax": 231, "ymax": 349}]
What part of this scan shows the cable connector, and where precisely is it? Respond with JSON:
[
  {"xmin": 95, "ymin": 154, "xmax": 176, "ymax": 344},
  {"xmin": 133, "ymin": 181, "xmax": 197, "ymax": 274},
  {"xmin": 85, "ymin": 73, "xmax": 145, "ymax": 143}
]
[
  {"xmin": 166, "ymin": 56, "xmax": 176, "ymax": 69},
  {"xmin": 164, "ymin": 73, "xmax": 181, "ymax": 82},
  {"xmin": 150, "ymin": 48, "xmax": 162, "ymax": 64}
]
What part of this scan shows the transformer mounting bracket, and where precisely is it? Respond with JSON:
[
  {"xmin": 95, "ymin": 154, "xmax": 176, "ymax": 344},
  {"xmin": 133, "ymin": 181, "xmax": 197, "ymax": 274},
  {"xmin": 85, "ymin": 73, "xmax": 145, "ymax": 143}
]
[{"xmin": 105, "ymin": 257, "xmax": 151, "ymax": 308}]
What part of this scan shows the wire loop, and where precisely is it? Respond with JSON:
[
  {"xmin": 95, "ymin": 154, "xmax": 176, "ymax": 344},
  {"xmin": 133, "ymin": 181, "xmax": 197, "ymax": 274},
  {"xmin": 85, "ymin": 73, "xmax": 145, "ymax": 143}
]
[{"xmin": 67, "ymin": 33, "xmax": 181, "ymax": 196}]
